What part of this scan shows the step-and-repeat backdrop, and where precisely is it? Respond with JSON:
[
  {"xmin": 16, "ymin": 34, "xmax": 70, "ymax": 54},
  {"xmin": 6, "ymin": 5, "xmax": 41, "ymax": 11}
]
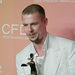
[{"xmin": 0, "ymin": 0, "xmax": 75, "ymax": 75}]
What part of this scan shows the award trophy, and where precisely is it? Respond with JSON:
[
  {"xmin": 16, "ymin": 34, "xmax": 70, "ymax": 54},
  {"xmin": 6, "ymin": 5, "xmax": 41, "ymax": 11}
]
[{"xmin": 21, "ymin": 53, "xmax": 37, "ymax": 75}]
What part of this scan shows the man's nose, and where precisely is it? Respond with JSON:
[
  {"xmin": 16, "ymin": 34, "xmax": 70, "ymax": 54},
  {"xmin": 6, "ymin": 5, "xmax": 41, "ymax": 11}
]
[{"xmin": 28, "ymin": 25, "xmax": 33, "ymax": 32}]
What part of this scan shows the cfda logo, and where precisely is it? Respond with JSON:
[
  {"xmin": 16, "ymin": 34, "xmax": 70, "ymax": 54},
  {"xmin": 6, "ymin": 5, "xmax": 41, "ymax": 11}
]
[{"xmin": 0, "ymin": 0, "xmax": 2, "ymax": 3}]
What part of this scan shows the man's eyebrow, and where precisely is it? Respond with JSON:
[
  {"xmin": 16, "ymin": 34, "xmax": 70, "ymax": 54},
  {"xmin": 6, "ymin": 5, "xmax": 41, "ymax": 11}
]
[
  {"xmin": 30, "ymin": 22, "xmax": 38, "ymax": 25},
  {"xmin": 23, "ymin": 22, "xmax": 38, "ymax": 26}
]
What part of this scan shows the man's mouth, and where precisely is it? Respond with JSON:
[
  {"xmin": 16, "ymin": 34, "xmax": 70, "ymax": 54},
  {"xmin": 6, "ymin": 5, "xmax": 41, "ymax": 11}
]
[{"xmin": 29, "ymin": 33, "xmax": 36, "ymax": 38}]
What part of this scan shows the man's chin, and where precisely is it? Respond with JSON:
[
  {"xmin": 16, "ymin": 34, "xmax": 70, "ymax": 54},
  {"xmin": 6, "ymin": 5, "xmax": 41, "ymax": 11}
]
[
  {"xmin": 29, "ymin": 38, "xmax": 37, "ymax": 42},
  {"xmin": 29, "ymin": 37, "xmax": 43, "ymax": 44}
]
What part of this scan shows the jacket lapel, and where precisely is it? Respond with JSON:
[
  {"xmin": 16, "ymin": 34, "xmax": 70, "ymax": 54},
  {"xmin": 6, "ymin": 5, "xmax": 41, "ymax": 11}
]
[{"xmin": 44, "ymin": 47, "xmax": 63, "ymax": 75}]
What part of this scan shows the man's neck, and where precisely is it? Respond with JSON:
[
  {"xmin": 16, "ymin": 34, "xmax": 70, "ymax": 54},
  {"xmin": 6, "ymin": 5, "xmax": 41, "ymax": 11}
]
[{"xmin": 33, "ymin": 33, "xmax": 47, "ymax": 56}]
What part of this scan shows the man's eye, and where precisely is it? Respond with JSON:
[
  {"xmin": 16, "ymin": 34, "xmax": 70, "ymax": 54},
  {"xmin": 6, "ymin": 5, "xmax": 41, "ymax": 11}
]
[
  {"xmin": 23, "ymin": 24, "xmax": 28, "ymax": 26},
  {"xmin": 31, "ymin": 23, "xmax": 38, "ymax": 25}
]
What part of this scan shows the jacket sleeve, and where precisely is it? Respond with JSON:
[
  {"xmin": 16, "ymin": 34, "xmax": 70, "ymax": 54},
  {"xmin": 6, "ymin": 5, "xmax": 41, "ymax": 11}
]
[{"xmin": 69, "ymin": 41, "xmax": 75, "ymax": 75}]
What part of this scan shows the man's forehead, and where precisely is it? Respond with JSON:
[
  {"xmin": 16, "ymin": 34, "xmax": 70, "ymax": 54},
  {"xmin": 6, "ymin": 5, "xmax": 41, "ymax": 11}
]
[
  {"xmin": 22, "ymin": 14, "xmax": 41, "ymax": 24},
  {"xmin": 22, "ymin": 14, "xmax": 33, "ymax": 19},
  {"xmin": 22, "ymin": 12, "xmax": 41, "ymax": 19},
  {"xmin": 22, "ymin": 14, "xmax": 42, "ymax": 23}
]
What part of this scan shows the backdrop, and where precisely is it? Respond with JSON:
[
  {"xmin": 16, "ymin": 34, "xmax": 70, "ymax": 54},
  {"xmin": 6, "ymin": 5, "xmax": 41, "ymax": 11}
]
[{"xmin": 0, "ymin": 0, "xmax": 75, "ymax": 75}]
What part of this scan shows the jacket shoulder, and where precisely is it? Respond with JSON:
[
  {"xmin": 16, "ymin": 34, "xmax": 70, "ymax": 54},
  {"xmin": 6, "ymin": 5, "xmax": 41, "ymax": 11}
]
[
  {"xmin": 55, "ymin": 36, "xmax": 73, "ymax": 43},
  {"xmin": 48, "ymin": 34, "xmax": 74, "ymax": 49},
  {"xmin": 16, "ymin": 43, "xmax": 32, "ymax": 59}
]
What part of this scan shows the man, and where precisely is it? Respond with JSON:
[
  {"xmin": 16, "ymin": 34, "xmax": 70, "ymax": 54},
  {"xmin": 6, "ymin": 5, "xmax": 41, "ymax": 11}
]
[{"xmin": 16, "ymin": 4, "xmax": 75, "ymax": 75}]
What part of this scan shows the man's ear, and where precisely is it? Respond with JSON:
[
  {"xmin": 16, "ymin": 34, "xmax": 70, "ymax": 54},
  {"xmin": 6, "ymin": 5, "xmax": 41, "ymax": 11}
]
[{"xmin": 44, "ymin": 18, "xmax": 48, "ymax": 26}]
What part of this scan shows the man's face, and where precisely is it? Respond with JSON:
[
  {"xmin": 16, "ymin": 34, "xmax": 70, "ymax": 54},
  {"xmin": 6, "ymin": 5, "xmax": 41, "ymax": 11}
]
[{"xmin": 22, "ymin": 12, "xmax": 47, "ymax": 43}]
